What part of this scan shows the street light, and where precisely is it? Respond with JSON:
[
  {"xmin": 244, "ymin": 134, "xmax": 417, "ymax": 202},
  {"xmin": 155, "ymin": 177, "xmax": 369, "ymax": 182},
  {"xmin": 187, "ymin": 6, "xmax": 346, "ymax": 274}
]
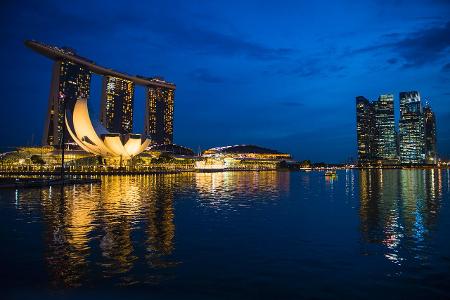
[{"xmin": 59, "ymin": 92, "xmax": 66, "ymax": 182}]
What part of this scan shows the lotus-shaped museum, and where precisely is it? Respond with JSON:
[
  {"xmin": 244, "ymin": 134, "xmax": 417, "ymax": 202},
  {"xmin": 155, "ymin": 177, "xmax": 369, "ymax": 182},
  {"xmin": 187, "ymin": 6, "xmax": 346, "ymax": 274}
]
[{"xmin": 65, "ymin": 98, "xmax": 151, "ymax": 160}]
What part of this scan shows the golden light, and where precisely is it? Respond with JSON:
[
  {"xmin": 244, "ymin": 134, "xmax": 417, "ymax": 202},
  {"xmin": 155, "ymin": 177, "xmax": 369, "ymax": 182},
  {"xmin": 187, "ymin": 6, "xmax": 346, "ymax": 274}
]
[{"xmin": 65, "ymin": 98, "xmax": 150, "ymax": 160}]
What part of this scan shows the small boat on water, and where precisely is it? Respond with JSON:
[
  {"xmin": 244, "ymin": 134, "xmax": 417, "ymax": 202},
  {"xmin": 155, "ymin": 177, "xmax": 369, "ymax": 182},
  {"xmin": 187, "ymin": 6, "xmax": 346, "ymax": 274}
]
[{"xmin": 324, "ymin": 170, "xmax": 337, "ymax": 177}]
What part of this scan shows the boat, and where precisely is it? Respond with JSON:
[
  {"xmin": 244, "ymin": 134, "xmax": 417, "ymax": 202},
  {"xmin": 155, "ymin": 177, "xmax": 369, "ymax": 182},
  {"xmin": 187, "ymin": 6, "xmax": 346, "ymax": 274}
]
[{"xmin": 324, "ymin": 170, "xmax": 337, "ymax": 177}]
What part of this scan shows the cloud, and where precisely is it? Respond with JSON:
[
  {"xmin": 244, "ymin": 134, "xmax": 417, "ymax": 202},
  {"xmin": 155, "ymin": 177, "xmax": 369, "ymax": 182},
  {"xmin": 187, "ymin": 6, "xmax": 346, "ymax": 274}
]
[
  {"xmin": 1, "ymin": 1, "xmax": 296, "ymax": 62},
  {"xmin": 442, "ymin": 63, "xmax": 450, "ymax": 72},
  {"xmin": 150, "ymin": 23, "xmax": 296, "ymax": 61},
  {"xmin": 387, "ymin": 58, "xmax": 398, "ymax": 64},
  {"xmin": 395, "ymin": 21, "xmax": 450, "ymax": 67},
  {"xmin": 272, "ymin": 58, "xmax": 345, "ymax": 78},
  {"xmin": 190, "ymin": 68, "xmax": 225, "ymax": 83},
  {"xmin": 431, "ymin": 0, "xmax": 450, "ymax": 6},
  {"xmin": 352, "ymin": 21, "xmax": 450, "ymax": 68}
]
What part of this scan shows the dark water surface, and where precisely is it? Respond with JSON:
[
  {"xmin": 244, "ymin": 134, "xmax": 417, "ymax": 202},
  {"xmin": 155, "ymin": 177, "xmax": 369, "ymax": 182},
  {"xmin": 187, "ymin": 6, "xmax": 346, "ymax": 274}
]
[{"xmin": 2, "ymin": 170, "xmax": 450, "ymax": 299}]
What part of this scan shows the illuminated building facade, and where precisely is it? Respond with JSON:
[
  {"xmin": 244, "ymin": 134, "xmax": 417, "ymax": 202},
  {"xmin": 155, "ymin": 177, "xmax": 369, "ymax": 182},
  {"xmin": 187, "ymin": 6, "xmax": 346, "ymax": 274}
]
[
  {"xmin": 25, "ymin": 40, "xmax": 176, "ymax": 147},
  {"xmin": 144, "ymin": 86, "xmax": 174, "ymax": 144},
  {"xmin": 197, "ymin": 145, "xmax": 292, "ymax": 170},
  {"xmin": 356, "ymin": 94, "xmax": 398, "ymax": 164},
  {"xmin": 43, "ymin": 58, "xmax": 91, "ymax": 145},
  {"xmin": 423, "ymin": 104, "xmax": 437, "ymax": 164},
  {"xmin": 357, "ymin": 91, "xmax": 438, "ymax": 165},
  {"xmin": 65, "ymin": 98, "xmax": 150, "ymax": 162},
  {"xmin": 202, "ymin": 145, "xmax": 291, "ymax": 159},
  {"xmin": 356, "ymin": 96, "xmax": 377, "ymax": 163},
  {"xmin": 374, "ymin": 94, "xmax": 397, "ymax": 160},
  {"xmin": 100, "ymin": 76, "xmax": 135, "ymax": 134},
  {"xmin": 399, "ymin": 91, "xmax": 425, "ymax": 164}
]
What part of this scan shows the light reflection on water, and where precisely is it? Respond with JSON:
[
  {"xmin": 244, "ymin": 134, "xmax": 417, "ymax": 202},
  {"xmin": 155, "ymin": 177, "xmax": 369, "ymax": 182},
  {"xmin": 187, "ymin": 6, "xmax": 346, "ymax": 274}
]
[
  {"xmin": 3, "ymin": 170, "xmax": 450, "ymax": 298},
  {"xmin": 358, "ymin": 169, "xmax": 443, "ymax": 266},
  {"xmin": 195, "ymin": 171, "xmax": 290, "ymax": 209},
  {"xmin": 12, "ymin": 174, "xmax": 192, "ymax": 287}
]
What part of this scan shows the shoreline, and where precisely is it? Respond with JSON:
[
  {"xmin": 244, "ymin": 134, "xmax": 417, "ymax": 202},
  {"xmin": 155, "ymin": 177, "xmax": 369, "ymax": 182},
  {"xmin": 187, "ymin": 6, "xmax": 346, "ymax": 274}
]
[
  {"xmin": 0, "ymin": 177, "xmax": 101, "ymax": 189},
  {"xmin": 0, "ymin": 167, "xmax": 448, "ymax": 177}
]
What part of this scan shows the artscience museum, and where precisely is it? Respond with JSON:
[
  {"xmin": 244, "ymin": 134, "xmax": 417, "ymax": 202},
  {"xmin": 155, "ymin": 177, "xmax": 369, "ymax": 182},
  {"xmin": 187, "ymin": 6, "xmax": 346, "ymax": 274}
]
[{"xmin": 65, "ymin": 98, "xmax": 151, "ymax": 162}]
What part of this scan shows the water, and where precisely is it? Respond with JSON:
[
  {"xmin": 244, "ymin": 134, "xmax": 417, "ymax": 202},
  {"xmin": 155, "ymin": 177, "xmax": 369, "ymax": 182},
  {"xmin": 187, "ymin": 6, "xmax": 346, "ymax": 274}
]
[{"xmin": 2, "ymin": 170, "xmax": 450, "ymax": 299}]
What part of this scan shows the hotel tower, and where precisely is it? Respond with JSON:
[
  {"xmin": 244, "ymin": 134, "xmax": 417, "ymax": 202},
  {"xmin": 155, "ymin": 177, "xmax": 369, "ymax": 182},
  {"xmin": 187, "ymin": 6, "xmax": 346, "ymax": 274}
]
[{"xmin": 25, "ymin": 40, "xmax": 176, "ymax": 147}]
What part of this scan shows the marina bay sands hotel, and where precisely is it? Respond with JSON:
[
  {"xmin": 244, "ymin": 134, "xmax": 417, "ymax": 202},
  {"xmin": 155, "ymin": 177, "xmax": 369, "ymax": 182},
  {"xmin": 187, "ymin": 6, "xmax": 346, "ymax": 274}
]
[{"xmin": 25, "ymin": 40, "xmax": 176, "ymax": 146}]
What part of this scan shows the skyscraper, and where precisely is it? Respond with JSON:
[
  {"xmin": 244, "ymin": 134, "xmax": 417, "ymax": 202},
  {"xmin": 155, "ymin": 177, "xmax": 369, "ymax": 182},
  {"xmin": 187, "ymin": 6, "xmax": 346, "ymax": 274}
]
[
  {"xmin": 100, "ymin": 76, "xmax": 135, "ymax": 134},
  {"xmin": 356, "ymin": 96, "xmax": 377, "ymax": 163},
  {"xmin": 43, "ymin": 58, "xmax": 91, "ymax": 146},
  {"xmin": 26, "ymin": 40, "xmax": 176, "ymax": 147},
  {"xmin": 374, "ymin": 94, "xmax": 397, "ymax": 160},
  {"xmin": 144, "ymin": 86, "xmax": 175, "ymax": 144},
  {"xmin": 356, "ymin": 91, "xmax": 437, "ymax": 166},
  {"xmin": 399, "ymin": 91, "xmax": 425, "ymax": 164},
  {"xmin": 423, "ymin": 104, "xmax": 437, "ymax": 164}
]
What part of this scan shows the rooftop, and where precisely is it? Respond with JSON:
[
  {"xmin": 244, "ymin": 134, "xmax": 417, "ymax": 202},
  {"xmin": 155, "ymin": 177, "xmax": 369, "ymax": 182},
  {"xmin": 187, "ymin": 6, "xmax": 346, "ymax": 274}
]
[
  {"xmin": 204, "ymin": 145, "xmax": 286, "ymax": 155},
  {"xmin": 147, "ymin": 144, "xmax": 195, "ymax": 156},
  {"xmin": 25, "ymin": 40, "xmax": 176, "ymax": 89}
]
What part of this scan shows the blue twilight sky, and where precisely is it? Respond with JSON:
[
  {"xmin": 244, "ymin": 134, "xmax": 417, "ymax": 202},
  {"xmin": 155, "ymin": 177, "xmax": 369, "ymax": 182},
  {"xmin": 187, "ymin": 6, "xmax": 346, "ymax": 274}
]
[{"xmin": 0, "ymin": 0, "xmax": 449, "ymax": 162}]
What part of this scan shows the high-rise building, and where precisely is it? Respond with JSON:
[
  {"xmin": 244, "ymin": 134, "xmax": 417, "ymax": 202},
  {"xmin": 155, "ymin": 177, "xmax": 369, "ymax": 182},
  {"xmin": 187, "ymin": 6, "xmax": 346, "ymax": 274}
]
[
  {"xmin": 356, "ymin": 91, "xmax": 437, "ymax": 166},
  {"xmin": 100, "ymin": 76, "xmax": 135, "ymax": 134},
  {"xmin": 26, "ymin": 40, "xmax": 176, "ymax": 147},
  {"xmin": 423, "ymin": 104, "xmax": 437, "ymax": 164},
  {"xmin": 144, "ymin": 86, "xmax": 175, "ymax": 144},
  {"xmin": 374, "ymin": 94, "xmax": 397, "ymax": 160},
  {"xmin": 356, "ymin": 96, "xmax": 377, "ymax": 163},
  {"xmin": 43, "ymin": 58, "xmax": 91, "ymax": 146},
  {"xmin": 399, "ymin": 91, "xmax": 425, "ymax": 164}
]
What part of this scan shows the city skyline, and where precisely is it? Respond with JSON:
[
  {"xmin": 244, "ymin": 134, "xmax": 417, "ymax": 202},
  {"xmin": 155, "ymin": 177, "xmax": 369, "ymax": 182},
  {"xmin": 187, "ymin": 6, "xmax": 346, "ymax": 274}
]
[
  {"xmin": 356, "ymin": 91, "xmax": 437, "ymax": 165},
  {"xmin": 1, "ymin": 1, "xmax": 450, "ymax": 162}
]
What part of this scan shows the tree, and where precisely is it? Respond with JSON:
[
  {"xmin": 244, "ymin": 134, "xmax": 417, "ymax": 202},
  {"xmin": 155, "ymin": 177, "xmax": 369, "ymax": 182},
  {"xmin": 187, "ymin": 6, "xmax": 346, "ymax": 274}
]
[
  {"xmin": 152, "ymin": 153, "xmax": 175, "ymax": 164},
  {"xmin": 299, "ymin": 160, "xmax": 311, "ymax": 167},
  {"xmin": 30, "ymin": 155, "xmax": 46, "ymax": 165}
]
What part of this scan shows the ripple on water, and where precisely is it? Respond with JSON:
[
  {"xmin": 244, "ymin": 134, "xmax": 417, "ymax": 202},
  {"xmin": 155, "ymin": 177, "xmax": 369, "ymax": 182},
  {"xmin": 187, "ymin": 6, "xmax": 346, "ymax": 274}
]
[{"xmin": 1, "ymin": 170, "xmax": 450, "ymax": 298}]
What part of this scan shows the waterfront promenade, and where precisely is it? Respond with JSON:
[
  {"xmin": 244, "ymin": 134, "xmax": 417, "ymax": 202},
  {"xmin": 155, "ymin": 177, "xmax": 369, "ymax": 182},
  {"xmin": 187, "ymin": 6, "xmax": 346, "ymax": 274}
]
[{"xmin": 0, "ymin": 163, "xmax": 289, "ymax": 176}]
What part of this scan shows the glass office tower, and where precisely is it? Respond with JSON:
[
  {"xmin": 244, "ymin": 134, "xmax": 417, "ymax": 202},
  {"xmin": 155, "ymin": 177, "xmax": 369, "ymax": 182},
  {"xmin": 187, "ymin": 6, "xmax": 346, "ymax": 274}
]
[
  {"xmin": 399, "ymin": 91, "xmax": 425, "ymax": 164},
  {"xmin": 374, "ymin": 94, "xmax": 397, "ymax": 160},
  {"xmin": 423, "ymin": 104, "xmax": 437, "ymax": 164},
  {"xmin": 356, "ymin": 96, "xmax": 377, "ymax": 163}
]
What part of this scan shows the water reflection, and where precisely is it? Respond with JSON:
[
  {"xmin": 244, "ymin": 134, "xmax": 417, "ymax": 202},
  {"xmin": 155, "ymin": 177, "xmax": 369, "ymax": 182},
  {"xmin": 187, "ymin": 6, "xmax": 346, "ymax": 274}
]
[
  {"xmin": 8, "ymin": 169, "xmax": 449, "ymax": 293},
  {"xmin": 195, "ymin": 171, "xmax": 290, "ymax": 208},
  {"xmin": 13, "ymin": 174, "xmax": 194, "ymax": 288},
  {"xmin": 345, "ymin": 169, "xmax": 356, "ymax": 199},
  {"xmin": 359, "ymin": 169, "xmax": 443, "ymax": 265},
  {"xmin": 12, "ymin": 172, "xmax": 291, "ymax": 288}
]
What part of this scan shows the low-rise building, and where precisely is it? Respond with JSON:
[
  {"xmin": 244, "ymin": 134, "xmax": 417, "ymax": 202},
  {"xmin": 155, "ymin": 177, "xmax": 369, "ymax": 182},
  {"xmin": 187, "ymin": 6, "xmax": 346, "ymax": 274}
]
[{"xmin": 196, "ymin": 145, "xmax": 292, "ymax": 171}]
